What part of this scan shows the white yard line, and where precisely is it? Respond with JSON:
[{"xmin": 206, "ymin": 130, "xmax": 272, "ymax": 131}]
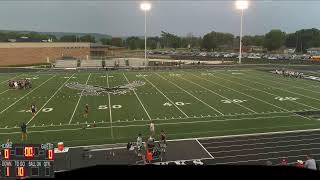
[
  {"xmin": 123, "ymin": 73, "xmax": 152, "ymax": 120},
  {"xmin": 0, "ymin": 73, "xmax": 24, "ymax": 84},
  {"xmin": 68, "ymin": 73, "xmax": 91, "ymax": 124},
  {"xmin": 191, "ymin": 74, "xmax": 290, "ymax": 112},
  {"xmin": 27, "ymin": 73, "xmax": 76, "ymax": 125},
  {"xmin": 215, "ymin": 73, "xmax": 320, "ymax": 112},
  {"xmin": 142, "ymin": 74, "xmax": 189, "ymax": 118},
  {"xmin": 155, "ymin": 73, "xmax": 224, "ymax": 116},
  {"xmin": 0, "ymin": 75, "xmax": 56, "ymax": 114},
  {"xmin": 179, "ymin": 75, "xmax": 258, "ymax": 114},
  {"xmin": 195, "ymin": 139, "xmax": 214, "ymax": 159},
  {"xmin": 106, "ymin": 74, "xmax": 114, "ymax": 140},
  {"xmin": 244, "ymin": 73, "xmax": 320, "ymax": 101},
  {"xmin": 0, "ymin": 89, "xmax": 10, "ymax": 95}
]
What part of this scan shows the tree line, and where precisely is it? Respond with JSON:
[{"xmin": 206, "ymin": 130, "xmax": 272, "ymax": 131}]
[{"xmin": 1, "ymin": 28, "xmax": 320, "ymax": 53}]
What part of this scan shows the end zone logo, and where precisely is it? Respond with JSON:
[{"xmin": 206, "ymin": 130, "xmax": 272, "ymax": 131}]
[{"xmin": 65, "ymin": 80, "xmax": 145, "ymax": 96}]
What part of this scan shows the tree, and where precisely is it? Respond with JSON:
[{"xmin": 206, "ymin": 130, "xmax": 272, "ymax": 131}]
[
  {"xmin": 79, "ymin": 34, "xmax": 95, "ymax": 43},
  {"xmin": 59, "ymin": 35, "xmax": 77, "ymax": 42},
  {"xmin": 201, "ymin": 31, "xmax": 234, "ymax": 51},
  {"xmin": 100, "ymin": 38, "xmax": 112, "ymax": 45},
  {"xmin": 263, "ymin": 29, "xmax": 286, "ymax": 51},
  {"xmin": 160, "ymin": 31, "xmax": 181, "ymax": 49}
]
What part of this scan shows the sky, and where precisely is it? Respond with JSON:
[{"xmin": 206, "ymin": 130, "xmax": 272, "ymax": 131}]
[{"xmin": 0, "ymin": 1, "xmax": 319, "ymax": 37}]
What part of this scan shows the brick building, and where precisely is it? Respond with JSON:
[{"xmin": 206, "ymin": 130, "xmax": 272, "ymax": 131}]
[{"xmin": 0, "ymin": 42, "xmax": 125, "ymax": 66}]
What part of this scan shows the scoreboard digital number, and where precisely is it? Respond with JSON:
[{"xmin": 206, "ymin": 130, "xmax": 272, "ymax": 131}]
[{"xmin": 0, "ymin": 144, "xmax": 54, "ymax": 178}]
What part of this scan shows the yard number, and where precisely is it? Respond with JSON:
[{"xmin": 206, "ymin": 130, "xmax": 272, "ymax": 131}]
[
  {"xmin": 136, "ymin": 74, "xmax": 148, "ymax": 77},
  {"xmin": 163, "ymin": 102, "xmax": 191, "ymax": 106},
  {"xmin": 98, "ymin": 105, "xmax": 122, "ymax": 109},
  {"xmin": 221, "ymin": 99, "xmax": 247, "ymax": 104},
  {"xmin": 18, "ymin": 108, "xmax": 53, "ymax": 113},
  {"xmin": 201, "ymin": 73, "xmax": 214, "ymax": 76},
  {"xmin": 169, "ymin": 73, "xmax": 181, "ymax": 77},
  {"xmin": 275, "ymin": 97, "xmax": 299, "ymax": 101}
]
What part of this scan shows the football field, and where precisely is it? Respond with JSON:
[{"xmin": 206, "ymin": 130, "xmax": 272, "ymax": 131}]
[{"xmin": 1, "ymin": 69, "xmax": 320, "ymax": 147}]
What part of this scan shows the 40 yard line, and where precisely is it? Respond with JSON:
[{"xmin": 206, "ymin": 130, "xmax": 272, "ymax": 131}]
[{"xmin": 68, "ymin": 73, "xmax": 91, "ymax": 125}]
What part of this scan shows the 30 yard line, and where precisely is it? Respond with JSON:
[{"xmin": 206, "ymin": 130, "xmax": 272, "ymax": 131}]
[
  {"xmin": 0, "ymin": 75, "xmax": 56, "ymax": 114},
  {"xmin": 142, "ymin": 74, "xmax": 189, "ymax": 118},
  {"xmin": 106, "ymin": 73, "xmax": 114, "ymax": 140},
  {"xmin": 155, "ymin": 73, "xmax": 224, "ymax": 116},
  {"xmin": 178, "ymin": 75, "xmax": 257, "ymax": 114},
  {"xmin": 27, "ymin": 73, "xmax": 76, "ymax": 125},
  {"xmin": 123, "ymin": 73, "xmax": 152, "ymax": 120},
  {"xmin": 68, "ymin": 73, "xmax": 91, "ymax": 124}
]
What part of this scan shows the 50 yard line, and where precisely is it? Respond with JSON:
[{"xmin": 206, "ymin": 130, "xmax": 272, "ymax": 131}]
[
  {"xmin": 27, "ymin": 73, "xmax": 76, "ymax": 125},
  {"xmin": 123, "ymin": 73, "xmax": 152, "ymax": 120},
  {"xmin": 68, "ymin": 73, "xmax": 91, "ymax": 125},
  {"xmin": 106, "ymin": 73, "xmax": 114, "ymax": 140}
]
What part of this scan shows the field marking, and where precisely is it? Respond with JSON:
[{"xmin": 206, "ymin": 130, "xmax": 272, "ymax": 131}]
[
  {"xmin": 106, "ymin": 74, "xmax": 114, "ymax": 140},
  {"xmin": 196, "ymin": 139, "xmax": 214, "ymax": 159},
  {"xmin": 244, "ymin": 72, "xmax": 320, "ymax": 102},
  {"xmin": 0, "ymin": 75, "xmax": 56, "ymax": 114},
  {"xmin": 206, "ymin": 136, "xmax": 320, "ymax": 150},
  {"xmin": 0, "ymin": 73, "xmax": 24, "ymax": 84},
  {"xmin": 69, "ymin": 73, "xmax": 91, "ymax": 125},
  {"xmin": 211, "ymin": 147, "xmax": 320, "ymax": 159},
  {"xmin": 0, "ymin": 114, "xmax": 301, "ymax": 135},
  {"xmin": 191, "ymin": 73, "xmax": 290, "ymax": 113},
  {"xmin": 155, "ymin": 73, "xmax": 224, "ymax": 116},
  {"xmin": 142, "ymin": 74, "xmax": 189, "ymax": 118},
  {"xmin": 178, "ymin": 75, "xmax": 257, "ymax": 114},
  {"xmin": 200, "ymin": 131, "xmax": 320, "ymax": 145},
  {"xmin": 0, "ymin": 89, "xmax": 10, "ymax": 95},
  {"xmin": 215, "ymin": 73, "xmax": 320, "ymax": 112},
  {"xmin": 209, "ymin": 141, "xmax": 320, "ymax": 154},
  {"xmin": 123, "ymin": 73, "xmax": 152, "ymax": 120},
  {"xmin": 27, "ymin": 73, "xmax": 76, "ymax": 125}
]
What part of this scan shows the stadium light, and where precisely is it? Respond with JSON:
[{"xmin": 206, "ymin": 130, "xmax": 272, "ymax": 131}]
[
  {"xmin": 140, "ymin": 2, "xmax": 151, "ymax": 64},
  {"xmin": 235, "ymin": 0, "xmax": 249, "ymax": 64}
]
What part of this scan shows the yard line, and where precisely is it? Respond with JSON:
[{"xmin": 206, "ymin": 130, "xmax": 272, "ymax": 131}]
[
  {"xmin": 178, "ymin": 75, "xmax": 257, "ymax": 114},
  {"xmin": 0, "ymin": 75, "xmax": 56, "ymax": 114},
  {"xmin": 27, "ymin": 73, "xmax": 76, "ymax": 125},
  {"xmin": 0, "ymin": 73, "xmax": 24, "ymax": 84},
  {"xmin": 191, "ymin": 74, "xmax": 289, "ymax": 112},
  {"xmin": 196, "ymin": 139, "xmax": 214, "ymax": 159},
  {"xmin": 123, "ymin": 73, "xmax": 152, "ymax": 120},
  {"xmin": 245, "ymin": 73, "xmax": 320, "ymax": 100},
  {"xmin": 155, "ymin": 73, "xmax": 224, "ymax": 116},
  {"xmin": 142, "ymin": 74, "xmax": 189, "ymax": 118},
  {"xmin": 209, "ymin": 141, "xmax": 320, "ymax": 154},
  {"xmin": 68, "ymin": 73, "xmax": 91, "ymax": 124},
  {"xmin": 215, "ymin": 73, "xmax": 320, "ymax": 111},
  {"xmin": 106, "ymin": 74, "xmax": 114, "ymax": 140},
  {"xmin": 0, "ymin": 89, "xmax": 10, "ymax": 95}
]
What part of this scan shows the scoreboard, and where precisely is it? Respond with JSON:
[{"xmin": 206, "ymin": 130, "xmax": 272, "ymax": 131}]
[{"xmin": 0, "ymin": 143, "xmax": 54, "ymax": 179}]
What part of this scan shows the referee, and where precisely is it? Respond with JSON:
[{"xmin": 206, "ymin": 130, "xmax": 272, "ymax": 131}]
[{"xmin": 21, "ymin": 122, "xmax": 27, "ymax": 141}]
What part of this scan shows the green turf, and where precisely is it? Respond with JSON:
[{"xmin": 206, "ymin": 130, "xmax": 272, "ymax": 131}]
[{"xmin": 1, "ymin": 69, "xmax": 320, "ymax": 147}]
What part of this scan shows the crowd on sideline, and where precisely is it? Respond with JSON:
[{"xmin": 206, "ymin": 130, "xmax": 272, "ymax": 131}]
[{"xmin": 274, "ymin": 69, "xmax": 304, "ymax": 78}]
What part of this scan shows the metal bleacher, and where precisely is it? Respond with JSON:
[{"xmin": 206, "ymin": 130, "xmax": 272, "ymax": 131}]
[
  {"xmin": 80, "ymin": 60, "xmax": 102, "ymax": 67},
  {"xmin": 54, "ymin": 60, "xmax": 78, "ymax": 68}
]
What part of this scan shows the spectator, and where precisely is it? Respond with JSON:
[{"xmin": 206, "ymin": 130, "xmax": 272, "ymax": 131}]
[
  {"xmin": 296, "ymin": 160, "xmax": 304, "ymax": 168},
  {"xmin": 305, "ymin": 155, "xmax": 317, "ymax": 170},
  {"xmin": 149, "ymin": 121, "xmax": 155, "ymax": 137},
  {"xmin": 281, "ymin": 158, "xmax": 287, "ymax": 165},
  {"xmin": 136, "ymin": 133, "xmax": 143, "ymax": 156}
]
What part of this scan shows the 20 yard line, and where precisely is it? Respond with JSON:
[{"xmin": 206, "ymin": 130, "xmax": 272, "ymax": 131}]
[
  {"xmin": 68, "ymin": 73, "xmax": 91, "ymax": 124},
  {"xmin": 0, "ymin": 75, "xmax": 56, "ymax": 114},
  {"xmin": 27, "ymin": 73, "xmax": 76, "ymax": 125},
  {"xmin": 142, "ymin": 74, "xmax": 189, "ymax": 118},
  {"xmin": 106, "ymin": 74, "xmax": 114, "ymax": 140},
  {"xmin": 123, "ymin": 73, "xmax": 152, "ymax": 120},
  {"xmin": 155, "ymin": 73, "xmax": 224, "ymax": 116}
]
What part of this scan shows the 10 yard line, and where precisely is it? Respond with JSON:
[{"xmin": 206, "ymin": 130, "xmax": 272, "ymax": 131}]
[
  {"xmin": 27, "ymin": 73, "xmax": 76, "ymax": 125},
  {"xmin": 123, "ymin": 73, "xmax": 152, "ymax": 120},
  {"xmin": 106, "ymin": 74, "xmax": 114, "ymax": 140},
  {"xmin": 0, "ymin": 75, "xmax": 56, "ymax": 114},
  {"xmin": 68, "ymin": 73, "xmax": 91, "ymax": 124}
]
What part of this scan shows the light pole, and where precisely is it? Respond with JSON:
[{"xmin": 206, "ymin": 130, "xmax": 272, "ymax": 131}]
[
  {"xmin": 140, "ymin": 2, "xmax": 151, "ymax": 64},
  {"xmin": 235, "ymin": 0, "xmax": 248, "ymax": 64}
]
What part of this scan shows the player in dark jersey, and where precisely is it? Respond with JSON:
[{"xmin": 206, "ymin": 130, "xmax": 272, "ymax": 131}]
[
  {"xmin": 30, "ymin": 103, "xmax": 36, "ymax": 116},
  {"xmin": 159, "ymin": 130, "xmax": 167, "ymax": 153},
  {"xmin": 84, "ymin": 104, "xmax": 89, "ymax": 118},
  {"xmin": 21, "ymin": 122, "xmax": 27, "ymax": 141}
]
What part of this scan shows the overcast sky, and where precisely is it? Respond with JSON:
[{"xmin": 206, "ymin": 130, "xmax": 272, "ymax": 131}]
[{"xmin": 0, "ymin": 1, "xmax": 319, "ymax": 37}]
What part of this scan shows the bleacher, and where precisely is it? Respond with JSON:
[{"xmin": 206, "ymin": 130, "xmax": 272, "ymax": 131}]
[
  {"xmin": 54, "ymin": 60, "xmax": 78, "ymax": 68},
  {"xmin": 80, "ymin": 60, "xmax": 102, "ymax": 67}
]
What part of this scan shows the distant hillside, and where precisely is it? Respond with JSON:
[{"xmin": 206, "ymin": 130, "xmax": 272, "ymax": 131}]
[{"xmin": 0, "ymin": 30, "xmax": 112, "ymax": 40}]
